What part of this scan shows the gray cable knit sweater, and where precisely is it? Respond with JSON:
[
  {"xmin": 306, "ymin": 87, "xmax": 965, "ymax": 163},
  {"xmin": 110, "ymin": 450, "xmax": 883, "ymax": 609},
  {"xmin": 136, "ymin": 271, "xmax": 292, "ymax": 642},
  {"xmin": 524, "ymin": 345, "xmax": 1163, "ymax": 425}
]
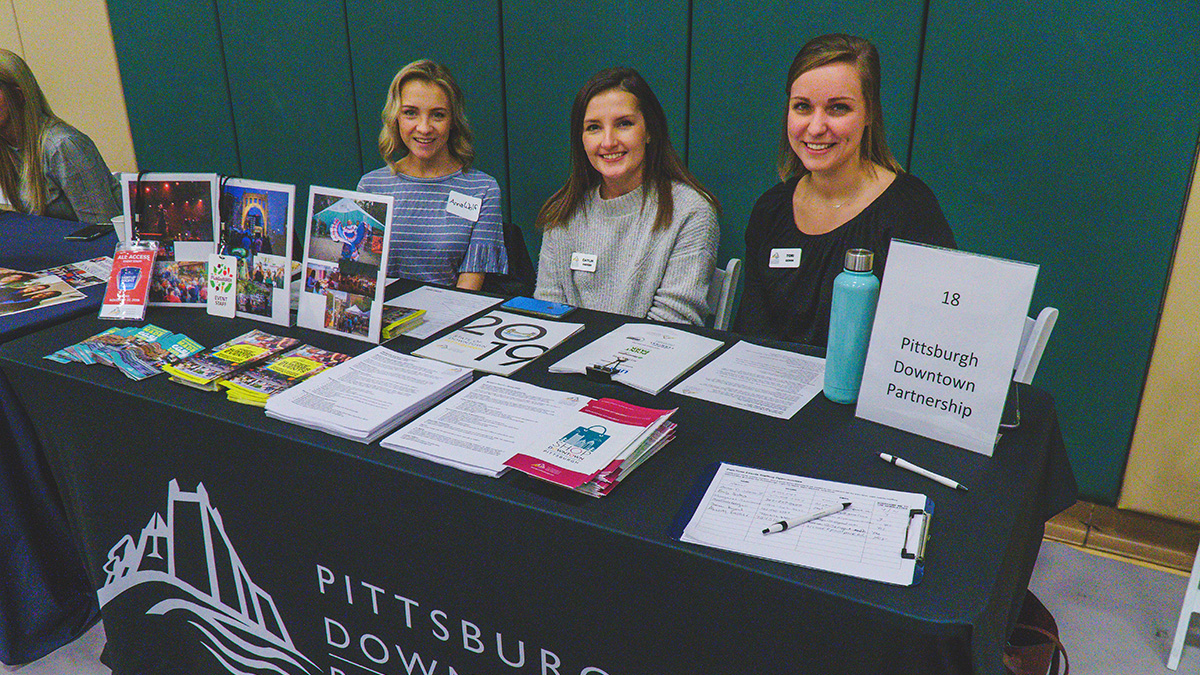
[{"xmin": 534, "ymin": 182, "xmax": 719, "ymax": 325}]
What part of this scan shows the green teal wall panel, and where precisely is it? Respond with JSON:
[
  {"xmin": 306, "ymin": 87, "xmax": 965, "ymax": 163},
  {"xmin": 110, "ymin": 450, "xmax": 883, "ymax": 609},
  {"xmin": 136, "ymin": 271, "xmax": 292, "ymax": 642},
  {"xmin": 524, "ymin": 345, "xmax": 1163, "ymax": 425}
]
[
  {"xmin": 689, "ymin": 1, "xmax": 927, "ymax": 265},
  {"xmin": 106, "ymin": 0, "xmax": 240, "ymax": 173},
  {"xmin": 503, "ymin": 0, "xmax": 690, "ymax": 242},
  {"xmin": 106, "ymin": 0, "xmax": 1199, "ymax": 504},
  {"xmin": 911, "ymin": 1, "xmax": 1200, "ymax": 502},
  {"xmin": 345, "ymin": 0, "xmax": 508, "ymax": 211},
  {"xmin": 218, "ymin": 1, "xmax": 362, "ymax": 196}
]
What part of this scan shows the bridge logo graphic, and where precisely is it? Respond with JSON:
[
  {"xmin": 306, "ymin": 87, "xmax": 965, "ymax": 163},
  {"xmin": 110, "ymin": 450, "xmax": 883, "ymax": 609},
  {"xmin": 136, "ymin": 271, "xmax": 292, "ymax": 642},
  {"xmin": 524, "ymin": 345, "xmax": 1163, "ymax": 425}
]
[{"xmin": 100, "ymin": 480, "xmax": 320, "ymax": 675}]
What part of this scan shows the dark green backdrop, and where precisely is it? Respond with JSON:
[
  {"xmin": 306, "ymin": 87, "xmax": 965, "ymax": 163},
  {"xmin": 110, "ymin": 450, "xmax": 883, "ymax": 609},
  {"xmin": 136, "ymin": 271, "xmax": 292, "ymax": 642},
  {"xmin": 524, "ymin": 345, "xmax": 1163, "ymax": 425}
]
[{"xmin": 106, "ymin": 0, "xmax": 1200, "ymax": 505}]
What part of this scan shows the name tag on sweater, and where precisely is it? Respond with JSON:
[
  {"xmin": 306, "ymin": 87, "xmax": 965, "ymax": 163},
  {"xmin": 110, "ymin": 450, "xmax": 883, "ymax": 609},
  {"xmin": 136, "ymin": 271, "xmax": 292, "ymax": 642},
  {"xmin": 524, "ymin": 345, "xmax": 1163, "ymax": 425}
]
[
  {"xmin": 769, "ymin": 248, "xmax": 802, "ymax": 268},
  {"xmin": 446, "ymin": 191, "xmax": 482, "ymax": 222},
  {"xmin": 570, "ymin": 252, "xmax": 597, "ymax": 273}
]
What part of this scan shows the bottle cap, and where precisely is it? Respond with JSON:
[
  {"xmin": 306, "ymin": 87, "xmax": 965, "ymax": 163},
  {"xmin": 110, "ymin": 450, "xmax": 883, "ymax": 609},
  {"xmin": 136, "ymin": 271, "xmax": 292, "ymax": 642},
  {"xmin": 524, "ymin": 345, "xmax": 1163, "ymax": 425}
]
[{"xmin": 844, "ymin": 248, "xmax": 874, "ymax": 272}]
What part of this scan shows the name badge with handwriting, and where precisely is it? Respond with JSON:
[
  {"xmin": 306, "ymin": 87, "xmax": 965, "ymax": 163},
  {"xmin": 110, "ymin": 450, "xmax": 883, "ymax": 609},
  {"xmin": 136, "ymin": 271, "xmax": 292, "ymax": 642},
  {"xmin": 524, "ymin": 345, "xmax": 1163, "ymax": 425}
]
[{"xmin": 446, "ymin": 190, "xmax": 482, "ymax": 222}]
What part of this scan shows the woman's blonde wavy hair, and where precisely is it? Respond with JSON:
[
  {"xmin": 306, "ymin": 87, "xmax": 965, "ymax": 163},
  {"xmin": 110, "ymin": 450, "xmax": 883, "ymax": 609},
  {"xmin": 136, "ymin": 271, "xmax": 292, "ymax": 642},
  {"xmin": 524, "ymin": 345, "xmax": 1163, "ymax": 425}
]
[{"xmin": 378, "ymin": 59, "xmax": 475, "ymax": 173}]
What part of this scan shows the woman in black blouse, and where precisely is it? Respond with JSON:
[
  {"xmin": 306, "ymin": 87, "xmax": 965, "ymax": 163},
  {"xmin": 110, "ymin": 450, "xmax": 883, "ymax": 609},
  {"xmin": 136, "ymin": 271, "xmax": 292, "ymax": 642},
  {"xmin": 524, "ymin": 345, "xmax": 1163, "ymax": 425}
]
[{"xmin": 734, "ymin": 34, "xmax": 955, "ymax": 347}]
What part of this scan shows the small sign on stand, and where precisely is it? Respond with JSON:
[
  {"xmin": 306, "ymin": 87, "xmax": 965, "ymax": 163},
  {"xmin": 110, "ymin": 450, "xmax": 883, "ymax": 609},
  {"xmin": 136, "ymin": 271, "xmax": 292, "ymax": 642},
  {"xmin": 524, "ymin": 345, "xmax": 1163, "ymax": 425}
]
[{"xmin": 855, "ymin": 241, "xmax": 1038, "ymax": 456}]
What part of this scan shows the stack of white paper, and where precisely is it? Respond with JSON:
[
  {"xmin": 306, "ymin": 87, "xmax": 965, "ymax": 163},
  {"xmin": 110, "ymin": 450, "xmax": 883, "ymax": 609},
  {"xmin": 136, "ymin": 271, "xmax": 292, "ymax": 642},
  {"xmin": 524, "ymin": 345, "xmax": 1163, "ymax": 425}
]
[
  {"xmin": 265, "ymin": 346, "xmax": 472, "ymax": 443},
  {"xmin": 548, "ymin": 323, "xmax": 723, "ymax": 394},
  {"xmin": 380, "ymin": 377, "xmax": 587, "ymax": 477},
  {"xmin": 671, "ymin": 341, "xmax": 825, "ymax": 419}
]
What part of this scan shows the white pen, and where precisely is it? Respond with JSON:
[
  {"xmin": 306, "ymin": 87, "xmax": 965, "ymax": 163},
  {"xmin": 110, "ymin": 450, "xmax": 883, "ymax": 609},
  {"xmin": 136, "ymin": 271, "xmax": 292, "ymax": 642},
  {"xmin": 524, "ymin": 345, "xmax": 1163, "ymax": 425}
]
[
  {"xmin": 762, "ymin": 501, "xmax": 852, "ymax": 535},
  {"xmin": 880, "ymin": 453, "xmax": 968, "ymax": 491}
]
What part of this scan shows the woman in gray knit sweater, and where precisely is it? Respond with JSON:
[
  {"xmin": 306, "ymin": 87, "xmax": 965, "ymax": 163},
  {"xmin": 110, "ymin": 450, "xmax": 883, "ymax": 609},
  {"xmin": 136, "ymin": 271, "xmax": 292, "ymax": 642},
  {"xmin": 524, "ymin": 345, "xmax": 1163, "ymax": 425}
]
[{"xmin": 534, "ymin": 67, "xmax": 720, "ymax": 326}]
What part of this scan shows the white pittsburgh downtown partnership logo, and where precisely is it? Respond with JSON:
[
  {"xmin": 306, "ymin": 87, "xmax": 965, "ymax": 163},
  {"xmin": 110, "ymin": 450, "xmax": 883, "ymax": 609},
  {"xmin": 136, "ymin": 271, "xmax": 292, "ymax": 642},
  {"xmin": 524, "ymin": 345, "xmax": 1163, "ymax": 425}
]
[{"xmin": 100, "ymin": 480, "xmax": 320, "ymax": 675}]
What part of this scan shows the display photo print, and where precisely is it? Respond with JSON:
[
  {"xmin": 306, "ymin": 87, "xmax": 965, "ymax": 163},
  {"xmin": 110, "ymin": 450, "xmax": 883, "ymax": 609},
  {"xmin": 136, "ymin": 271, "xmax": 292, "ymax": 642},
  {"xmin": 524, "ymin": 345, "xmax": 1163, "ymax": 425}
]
[
  {"xmin": 120, "ymin": 173, "xmax": 220, "ymax": 307},
  {"xmin": 298, "ymin": 186, "xmax": 393, "ymax": 343},
  {"xmin": 220, "ymin": 178, "xmax": 296, "ymax": 326}
]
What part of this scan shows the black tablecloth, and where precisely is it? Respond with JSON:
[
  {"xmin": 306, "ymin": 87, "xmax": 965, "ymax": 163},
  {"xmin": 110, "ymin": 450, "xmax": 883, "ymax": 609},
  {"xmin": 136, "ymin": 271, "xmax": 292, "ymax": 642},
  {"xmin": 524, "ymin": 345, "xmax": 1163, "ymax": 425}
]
[
  {"xmin": 0, "ymin": 212, "xmax": 116, "ymax": 665},
  {"xmin": 0, "ymin": 299, "xmax": 1075, "ymax": 675}
]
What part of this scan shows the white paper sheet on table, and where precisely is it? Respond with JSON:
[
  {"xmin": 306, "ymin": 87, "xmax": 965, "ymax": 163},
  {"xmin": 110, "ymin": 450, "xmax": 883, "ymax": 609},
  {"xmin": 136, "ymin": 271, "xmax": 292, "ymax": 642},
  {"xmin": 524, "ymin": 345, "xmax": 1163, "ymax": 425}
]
[
  {"xmin": 265, "ymin": 346, "xmax": 471, "ymax": 443},
  {"xmin": 384, "ymin": 286, "xmax": 503, "ymax": 339},
  {"xmin": 381, "ymin": 376, "xmax": 587, "ymax": 477},
  {"xmin": 671, "ymin": 341, "xmax": 825, "ymax": 419}
]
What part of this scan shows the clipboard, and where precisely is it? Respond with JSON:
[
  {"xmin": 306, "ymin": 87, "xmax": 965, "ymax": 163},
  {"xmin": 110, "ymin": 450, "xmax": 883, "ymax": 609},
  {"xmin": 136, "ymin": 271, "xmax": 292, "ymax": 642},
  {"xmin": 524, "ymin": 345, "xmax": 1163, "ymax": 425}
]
[{"xmin": 670, "ymin": 462, "xmax": 933, "ymax": 586}]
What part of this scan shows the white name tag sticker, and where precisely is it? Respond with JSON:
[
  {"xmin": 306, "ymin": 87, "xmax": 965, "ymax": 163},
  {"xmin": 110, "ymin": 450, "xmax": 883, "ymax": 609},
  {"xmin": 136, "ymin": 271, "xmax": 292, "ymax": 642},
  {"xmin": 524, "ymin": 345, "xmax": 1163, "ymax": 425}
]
[
  {"xmin": 769, "ymin": 247, "xmax": 802, "ymax": 268},
  {"xmin": 446, "ymin": 190, "xmax": 482, "ymax": 222},
  {"xmin": 570, "ymin": 252, "xmax": 598, "ymax": 273}
]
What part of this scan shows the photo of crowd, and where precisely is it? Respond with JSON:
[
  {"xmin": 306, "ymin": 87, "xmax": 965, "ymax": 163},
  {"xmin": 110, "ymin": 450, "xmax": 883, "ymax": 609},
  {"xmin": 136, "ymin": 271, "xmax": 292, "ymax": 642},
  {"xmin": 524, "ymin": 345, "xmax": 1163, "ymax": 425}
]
[
  {"xmin": 303, "ymin": 260, "xmax": 376, "ymax": 296},
  {"xmin": 324, "ymin": 290, "xmax": 372, "ymax": 337},
  {"xmin": 304, "ymin": 261, "xmax": 337, "ymax": 294},
  {"xmin": 221, "ymin": 183, "xmax": 292, "ymax": 265},
  {"xmin": 0, "ymin": 269, "xmax": 83, "ymax": 316},
  {"xmin": 237, "ymin": 278, "xmax": 273, "ymax": 318},
  {"xmin": 244, "ymin": 258, "xmax": 287, "ymax": 290},
  {"xmin": 150, "ymin": 261, "xmax": 208, "ymax": 304}
]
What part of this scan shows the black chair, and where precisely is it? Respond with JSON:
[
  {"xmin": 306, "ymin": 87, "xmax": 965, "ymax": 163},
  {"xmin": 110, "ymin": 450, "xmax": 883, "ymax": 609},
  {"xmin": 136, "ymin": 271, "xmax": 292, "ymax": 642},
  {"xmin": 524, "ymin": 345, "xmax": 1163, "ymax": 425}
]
[{"xmin": 483, "ymin": 222, "xmax": 536, "ymax": 297}]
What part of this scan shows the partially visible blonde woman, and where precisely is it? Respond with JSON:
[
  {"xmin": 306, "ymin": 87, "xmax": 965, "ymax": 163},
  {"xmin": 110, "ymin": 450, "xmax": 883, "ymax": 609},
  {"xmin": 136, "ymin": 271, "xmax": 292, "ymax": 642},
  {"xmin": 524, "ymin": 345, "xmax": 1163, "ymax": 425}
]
[{"xmin": 0, "ymin": 49, "xmax": 121, "ymax": 224}]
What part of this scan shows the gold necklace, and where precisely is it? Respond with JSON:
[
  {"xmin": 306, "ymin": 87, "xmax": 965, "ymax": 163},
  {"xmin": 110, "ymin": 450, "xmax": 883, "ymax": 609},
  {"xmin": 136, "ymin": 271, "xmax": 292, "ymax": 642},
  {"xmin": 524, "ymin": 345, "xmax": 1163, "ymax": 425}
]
[{"xmin": 799, "ymin": 175, "xmax": 866, "ymax": 210}]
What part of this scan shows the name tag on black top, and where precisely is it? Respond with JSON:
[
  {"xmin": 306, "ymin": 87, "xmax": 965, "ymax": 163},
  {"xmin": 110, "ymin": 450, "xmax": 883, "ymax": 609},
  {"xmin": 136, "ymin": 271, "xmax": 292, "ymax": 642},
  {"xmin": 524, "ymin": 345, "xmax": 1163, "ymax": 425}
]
[{"xmin": 769, "ymin": 247, "xmax": 802, "ymax": 268}]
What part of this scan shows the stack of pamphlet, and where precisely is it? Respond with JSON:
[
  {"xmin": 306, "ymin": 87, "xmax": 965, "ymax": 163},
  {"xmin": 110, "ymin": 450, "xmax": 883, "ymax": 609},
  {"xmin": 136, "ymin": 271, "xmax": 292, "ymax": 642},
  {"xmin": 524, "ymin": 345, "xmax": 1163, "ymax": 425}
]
[
  {"xmin": 503, "ymin": 398, "xmax": 676, "ymax": 497},
  {"xmin": 44, "ymin": 324, "xmax": 203, "ymax": 380},
  {"xmin": 381, "ymin": 306, "xmax": 426, "ymax": 341},
  {"xmin": 162, "ymin": 330, "xmax": 299, "ymax": 390},
  {"xmin": 220, "ymin": 344, "xmax": 351, "ymax": 406},
  {"xmin": 265, "ymin": 346, "xmax": 472, "ymax": 443},
  {"xmin": 548, "ymin": 323, "xmax": 722, "ymax": 394},
  {"xmin": 381, "ymin": 376, "xmax": 675, "ymax": 495}
]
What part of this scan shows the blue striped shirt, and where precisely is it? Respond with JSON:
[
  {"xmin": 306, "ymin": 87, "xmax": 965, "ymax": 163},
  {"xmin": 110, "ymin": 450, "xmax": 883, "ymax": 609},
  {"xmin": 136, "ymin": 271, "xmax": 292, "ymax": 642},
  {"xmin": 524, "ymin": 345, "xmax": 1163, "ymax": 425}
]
[{"xmin": 356, "ymin": 168, "xmax": 507, "ymax": 285}]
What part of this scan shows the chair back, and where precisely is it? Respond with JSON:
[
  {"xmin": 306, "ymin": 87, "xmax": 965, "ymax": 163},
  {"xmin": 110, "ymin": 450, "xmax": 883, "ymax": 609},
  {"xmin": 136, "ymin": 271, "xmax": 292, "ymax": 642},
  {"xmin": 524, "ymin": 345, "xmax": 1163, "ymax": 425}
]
[
  {"xmin": 707, "ymin": 258, "xmax": 743, "ymax": 331},
  {"xmin": 1013, "ymin": 307, "xmax": 1059, "ymax": 384},
  {"xmin": 483, "ymin": 222, "xmax": 536, "ymax": 297}
]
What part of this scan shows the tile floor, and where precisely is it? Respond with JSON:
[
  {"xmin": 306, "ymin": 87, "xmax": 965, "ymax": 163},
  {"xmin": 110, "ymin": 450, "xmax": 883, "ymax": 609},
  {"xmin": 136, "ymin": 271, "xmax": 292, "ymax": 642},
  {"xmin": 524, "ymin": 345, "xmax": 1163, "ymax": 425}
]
[
  {"xmin": 6, "ymin": 540, "xmax": 1200, "ymax": 674},
  {"xmin": 1029, "ymin": 540, "xmax": 1199, "ymax": 674}
]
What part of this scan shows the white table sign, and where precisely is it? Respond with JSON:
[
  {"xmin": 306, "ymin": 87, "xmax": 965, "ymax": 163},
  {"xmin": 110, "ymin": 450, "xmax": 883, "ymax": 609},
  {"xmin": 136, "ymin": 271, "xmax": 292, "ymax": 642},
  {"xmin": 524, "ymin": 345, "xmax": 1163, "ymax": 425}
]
[{"xmin": 855, "ymin": 241, "xmax": 1038, "ymax": 456}]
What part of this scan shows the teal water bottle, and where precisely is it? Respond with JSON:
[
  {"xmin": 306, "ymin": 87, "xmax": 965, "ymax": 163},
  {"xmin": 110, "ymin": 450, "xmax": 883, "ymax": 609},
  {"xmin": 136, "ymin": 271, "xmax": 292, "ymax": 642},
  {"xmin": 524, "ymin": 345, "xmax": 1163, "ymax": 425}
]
[{"xmin": 824, "ymin": 249, "xmax": 880, "ymax": 404}]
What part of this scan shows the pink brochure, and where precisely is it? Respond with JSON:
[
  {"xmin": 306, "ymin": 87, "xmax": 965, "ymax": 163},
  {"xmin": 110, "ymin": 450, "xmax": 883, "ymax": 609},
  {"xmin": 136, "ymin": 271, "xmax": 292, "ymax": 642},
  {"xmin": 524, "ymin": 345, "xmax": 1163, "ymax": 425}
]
[{"xmin": 504, "ymin": 401, "xmax": 675, "ymax": 489}]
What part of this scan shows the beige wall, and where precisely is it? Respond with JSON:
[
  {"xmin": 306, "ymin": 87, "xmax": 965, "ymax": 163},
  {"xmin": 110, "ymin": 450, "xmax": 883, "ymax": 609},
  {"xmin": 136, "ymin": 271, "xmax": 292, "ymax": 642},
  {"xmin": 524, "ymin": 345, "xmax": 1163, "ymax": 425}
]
[
  {"xmin": 1120, "ymin": 147, "xmax": 1200, "ymax": 523},
  {"xmin": 0, "ymin": 0, "xmax": 136, "ymax": 172}
]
